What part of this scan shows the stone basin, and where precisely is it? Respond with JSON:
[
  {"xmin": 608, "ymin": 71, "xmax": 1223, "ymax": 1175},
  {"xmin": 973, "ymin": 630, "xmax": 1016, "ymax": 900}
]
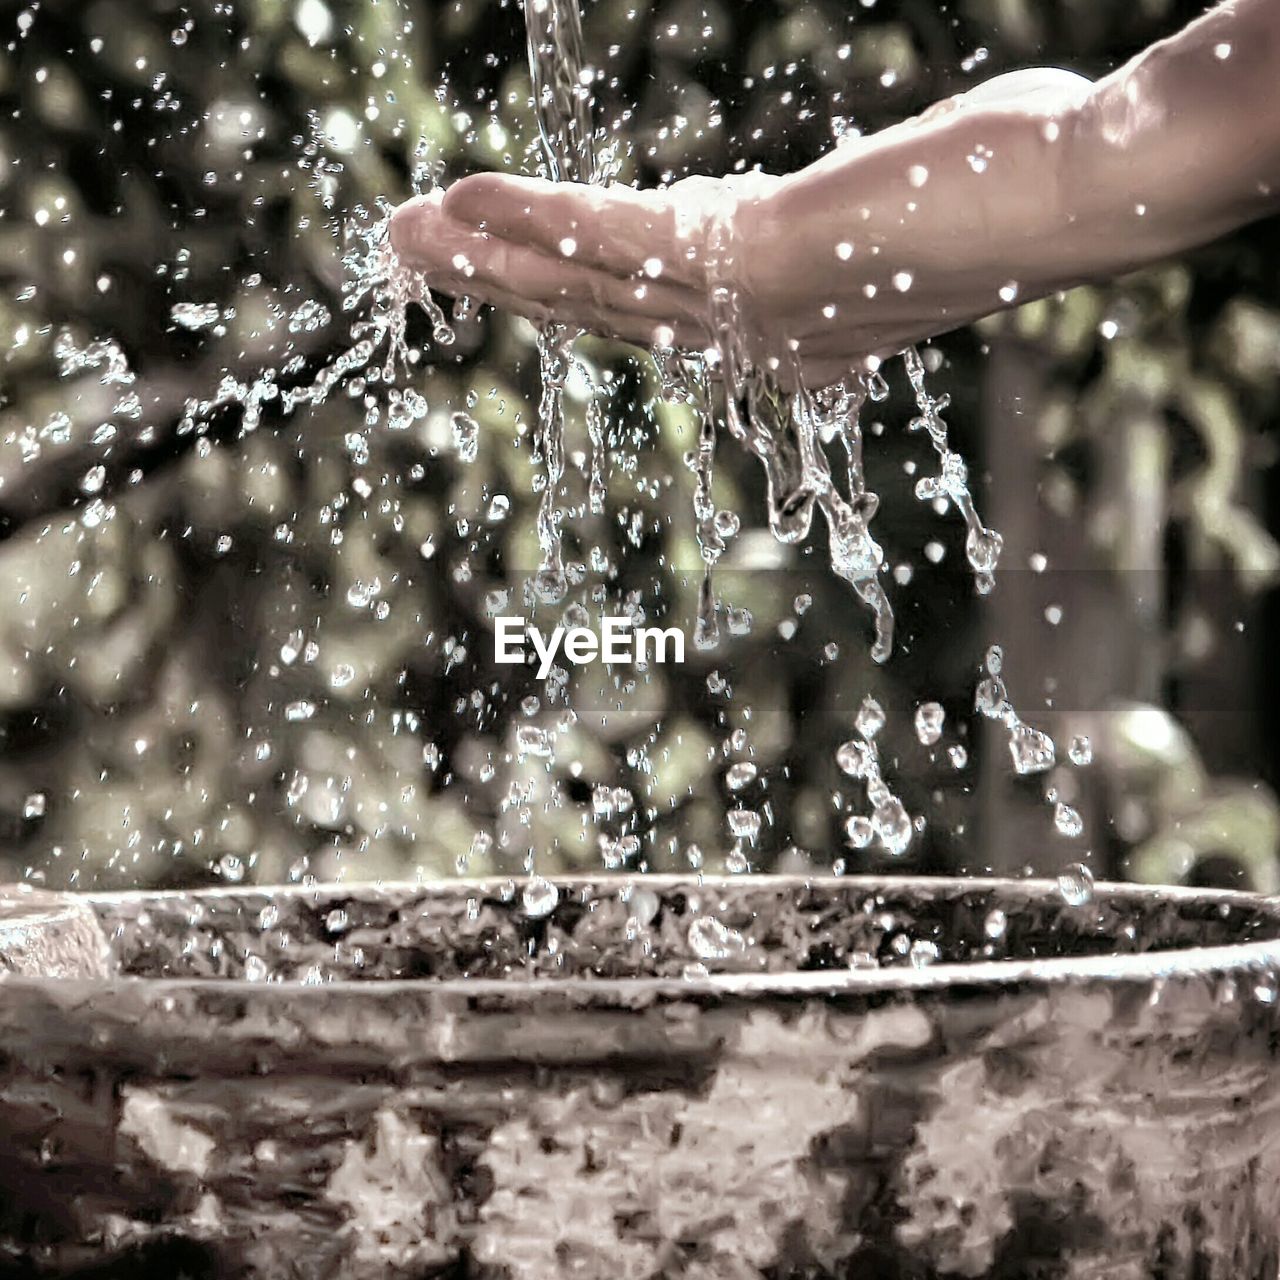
[{"xmin": 1, "ymin": 875, "xmax": 1279, "ymax": 1278}]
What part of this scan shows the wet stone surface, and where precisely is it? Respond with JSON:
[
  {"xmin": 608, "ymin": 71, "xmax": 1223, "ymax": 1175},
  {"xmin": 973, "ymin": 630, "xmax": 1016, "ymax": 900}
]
[
  {"xmin": 93, "ymin": 875, "xmax": 1280, "ymax": 982},
  {"xmin": 1, "ymin": 876, "xmax": 1279, "ymax": 1278}
]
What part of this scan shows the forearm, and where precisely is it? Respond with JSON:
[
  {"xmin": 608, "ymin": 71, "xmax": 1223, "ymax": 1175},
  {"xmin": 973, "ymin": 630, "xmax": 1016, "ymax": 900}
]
[
  {"xmin": 389, "ymin": 0, "xmax": 1280, "ymax": 384},
  {"xmin": 739, "ymin": 82, "xmax": 1097, "ymax": 350},
  {"xmin": 741, "ymin": 0, "xmax": 1280, "ymax": 356},
  {"xmin": 1064, "ymin": 0, "xmax": 1280, "ymax": 277}
]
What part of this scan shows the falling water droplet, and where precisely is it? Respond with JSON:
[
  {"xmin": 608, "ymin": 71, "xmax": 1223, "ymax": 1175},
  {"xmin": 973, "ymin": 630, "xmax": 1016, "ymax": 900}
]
[
  {"xmin": 451, "ymin": 410, "xmax": 479, "ymax": 462},
  {"xmin": 844, "ymin": 814, "xmax": 874, "ymax": 848},
  {"xmin": 913, "ymin": 702, "xmax": 945, "ymax": 746},
  {"xmin": 1057, "ymin": 863, "xmax": 1094, "ymax": 907},
  {"xmin": 727, "ymin": 808, "xmax": 761, "ymax": 842},
  {"xmin": 872, "ymin": 797, "xmax": 913, "ymax": 856},
  {"xmin": 522, "ymin": 876, "xmax": 559, "ymax": 918},
  {"xmin": 1009, "ymin": 724, "xmax": 1056, "ymax": 775},
  {"xmin": 855, "ymin": 696, "xmax": 886, "ymax": 740},
  {"xmin": 1053, "ymin": 802, "xmax": 1084, "ymax": 838}
]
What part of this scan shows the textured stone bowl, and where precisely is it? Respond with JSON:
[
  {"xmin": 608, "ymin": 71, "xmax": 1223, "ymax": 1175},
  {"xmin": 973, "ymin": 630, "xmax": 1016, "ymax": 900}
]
[{"xmin": 2, "ymin": 875, "xmax": 1280, "ymax": 1279}]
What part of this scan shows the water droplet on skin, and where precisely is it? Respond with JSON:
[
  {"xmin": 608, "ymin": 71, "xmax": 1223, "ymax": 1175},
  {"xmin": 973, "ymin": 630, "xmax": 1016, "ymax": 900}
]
[
  {"xmin": 835, "ymin": 241, "xmax": 853, "ymax": 261},
  {"xmin": 1057, "ymin": 862, "xmax": 1094, "ymax": 907},
  {"xmin": 892, "ymin": 271, "xmax": 914, "ymax": 293},
  {"xmin": 522, "ymin": 876, "xmax": 559, "ymax": 918},
  {"xmin": 914, "ymin": 702, "xmax": 945, "ymax": 746},
  {"xmin": 909, "ymin": 939, "xmax": 939, "ymax": 968},
  {"xmin": 1069, "ymin": 735, "xmax": 1093, "ymax": 766},
  {"xmin": 22, "ymin": 793, "xmax": 46, "ymax": 819},
  {"xmin": 983, "ymin": 908, "xmax": 1008, "ymax": 941},
  {"xmin": 725, "ymin": 761, "xmax": 757, "ymax": 791},
  {"xmin": 907, "ymin": 164, "xmax": 929, "ymax": 188}
]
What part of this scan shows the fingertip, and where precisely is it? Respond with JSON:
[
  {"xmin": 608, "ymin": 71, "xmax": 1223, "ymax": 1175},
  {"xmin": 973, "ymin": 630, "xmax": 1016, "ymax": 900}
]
[
  {"xmin": 443, "ymin": 172, "xmax": 546, "ymax": 228},
  {"xmin": 388, "ymin": 192, "xmax": 440, "ymax": 259}
]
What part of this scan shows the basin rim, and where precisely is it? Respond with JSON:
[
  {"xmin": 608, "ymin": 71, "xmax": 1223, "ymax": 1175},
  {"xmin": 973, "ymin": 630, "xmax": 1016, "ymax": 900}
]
[{"xmin": 52, "ymin": 873, "xmax": 1280, "ymax": 999}]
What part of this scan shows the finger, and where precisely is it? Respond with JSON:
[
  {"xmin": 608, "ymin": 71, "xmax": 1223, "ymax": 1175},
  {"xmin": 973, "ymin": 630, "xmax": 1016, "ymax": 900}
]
[
  {"xmin": 478, "ymin": 279, "xmax": 707, "ymax": 349},
  {"xmin": 390, "ymin": 197, "xmax": 706, "ymax": 344},
  {"xmin": 394, "ymin": 195, "xmax": 700, "ymax": 321},
  {"xmin": 440, "ymin": 174, "xmax": 706, "ymax": 289}
]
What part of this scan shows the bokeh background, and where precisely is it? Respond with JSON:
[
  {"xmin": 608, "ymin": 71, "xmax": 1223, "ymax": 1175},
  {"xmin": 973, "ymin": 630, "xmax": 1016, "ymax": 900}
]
[{"xmin": 0, "ymin": 0, "xmax": 1277, "ymax": 891}]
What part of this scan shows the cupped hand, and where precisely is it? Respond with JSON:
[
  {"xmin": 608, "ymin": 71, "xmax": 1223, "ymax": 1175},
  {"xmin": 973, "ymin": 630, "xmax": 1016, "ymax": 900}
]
[
  {"xmin": 389, "ymin": 68, "xmax": 1096, "ymax": 385},
  {"xmin": 388, "ymin": 171, "xmax": 752, "ymax": 347}
]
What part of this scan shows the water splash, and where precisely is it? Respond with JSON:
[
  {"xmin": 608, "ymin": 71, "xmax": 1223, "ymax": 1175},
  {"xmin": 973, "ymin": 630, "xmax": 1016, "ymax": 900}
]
[
  {"xmin": 837, "ymin": 696, "xmax": 914, "ymax": 858},
  {"xmin": 903, "ymin": 346, "xmax": 1003, "ymax": 593},
  {"xmin": 522, "ymin": 0, "xmax": 605, "ymax": 605}
]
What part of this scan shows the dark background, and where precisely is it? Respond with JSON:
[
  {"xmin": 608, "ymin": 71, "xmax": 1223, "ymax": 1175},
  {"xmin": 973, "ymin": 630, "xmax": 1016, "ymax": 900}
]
[{"xmin": 0, "ymin": 0, "xmax": 1276, "ymax": 890}]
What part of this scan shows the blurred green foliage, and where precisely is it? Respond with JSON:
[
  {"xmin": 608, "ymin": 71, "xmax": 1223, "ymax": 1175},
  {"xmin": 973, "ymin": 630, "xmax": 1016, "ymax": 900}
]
[{"xmin": 0, "ymin": 0, "xmax": 1276, "ymax": 890}]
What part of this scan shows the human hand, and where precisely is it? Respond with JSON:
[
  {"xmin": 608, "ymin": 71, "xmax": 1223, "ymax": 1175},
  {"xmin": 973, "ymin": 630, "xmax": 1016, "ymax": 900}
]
[
  {"xmin": 386, "ymin": 68, "xmax": 1138, "ymax": 386},
  {"xmin": 388, "ymin": 170, "xmax": 764, "ymax": 350}
]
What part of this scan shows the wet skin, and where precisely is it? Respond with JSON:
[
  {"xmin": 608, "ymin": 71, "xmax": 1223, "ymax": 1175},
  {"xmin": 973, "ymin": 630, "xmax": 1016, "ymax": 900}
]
[{"xmin": 391, "ymin": 0, "xmax": 1280, "ymax": 386}]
